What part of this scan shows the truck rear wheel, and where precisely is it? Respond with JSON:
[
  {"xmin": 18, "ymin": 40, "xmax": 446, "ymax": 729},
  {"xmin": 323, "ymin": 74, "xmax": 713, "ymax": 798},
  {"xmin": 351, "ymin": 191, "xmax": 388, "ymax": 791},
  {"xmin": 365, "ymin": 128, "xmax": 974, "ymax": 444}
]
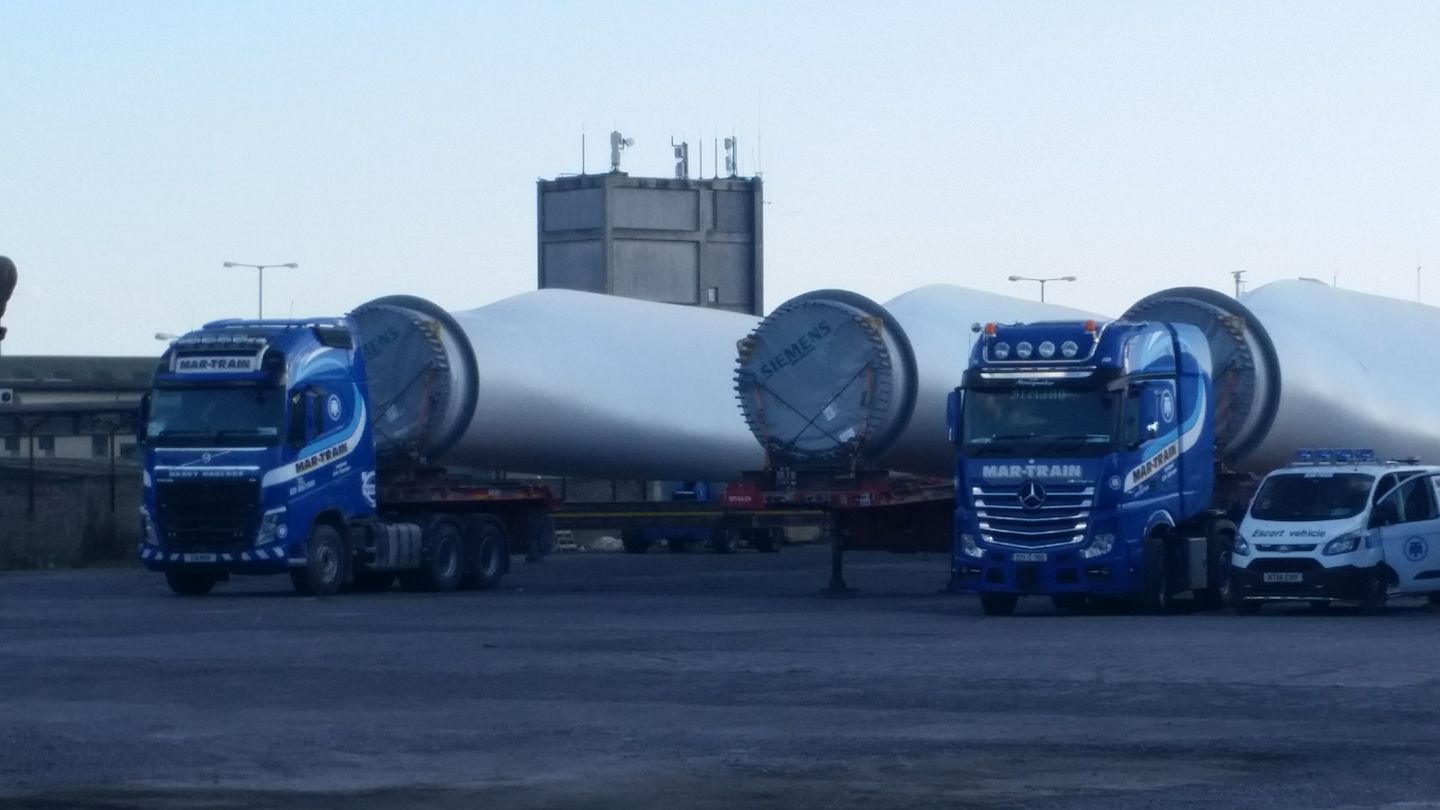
[
  {"xmin": 399, "ymin": 516, "xmax": 465, "ymax": 592},
  {"xmin": 980, "ymin": 593, "xmax": 1018, "ymax": 616},
  {"xmin": 290, "ymin": 523, "xmax": 345, "ymax": 597},
  {"xmin": 463, "ymin": 516, "xmax": 507, "ymax": 590},
  {"xmin": 166, "ymin": 570, "xmax": 217, "ymax": 596}
]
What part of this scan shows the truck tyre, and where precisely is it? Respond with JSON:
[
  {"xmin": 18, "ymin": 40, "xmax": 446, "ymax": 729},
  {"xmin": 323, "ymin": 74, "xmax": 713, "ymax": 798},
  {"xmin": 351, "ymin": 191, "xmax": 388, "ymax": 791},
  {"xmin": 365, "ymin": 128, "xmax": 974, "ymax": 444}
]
[
  {"xmin": 465, "ymin": 516, "xmax": 507, "ymax": 590},
  {"xmin": 621, "ymin": 528, "xmax": 650, "ymax": 554},
  {"xmin": 166, "ymin": 571, "xmax": 217, "ymax": 596},
  {"xmin": 1194, "ymin": 531, "xmax": 1234, "ymax": 611},
  {"xmin": 290, "ymin": 523, "xmax": 345, "ymax": 597},
  {"xmin": 752, "ymin": 528, "xmax": 782, "ymax": 553},
  {"xmin": 349, "ymin": 571, "xmax": 396, "ymax": 593},
  {"xmin": 1136, "ymin": 535, "xmax": 1171, "ymax": 614},
  {"xmin": 980, "ymin": 593, "xmax": 1018, "ymax": 616},
  {"xmin": 1359, "ymin": 567, "xmax": 1388, "ymax": 615},
  {"xmin": 400, "ymin": 516, "xmax": 465, "ymax": 592}
]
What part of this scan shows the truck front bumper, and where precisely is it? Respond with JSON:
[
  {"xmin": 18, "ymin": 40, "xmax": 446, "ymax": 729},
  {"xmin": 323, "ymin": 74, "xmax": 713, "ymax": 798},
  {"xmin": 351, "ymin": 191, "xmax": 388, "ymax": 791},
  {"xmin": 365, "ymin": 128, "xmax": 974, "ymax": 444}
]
[
  {"xmin": 951, "ymin": 546, "xmax": 1144, "ymax": 596},
  {"xmin": 140, "ymin": 542, "xmax": 302, "ymax": 574}
]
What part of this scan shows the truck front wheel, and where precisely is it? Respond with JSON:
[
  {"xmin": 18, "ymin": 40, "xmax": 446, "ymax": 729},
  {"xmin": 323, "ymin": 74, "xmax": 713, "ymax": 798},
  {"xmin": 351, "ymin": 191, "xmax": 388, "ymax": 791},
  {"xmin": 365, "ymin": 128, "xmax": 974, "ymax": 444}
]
[
  {"xmin": 166, "ymin": 570, "xmax": 217, "ymax": 596},
  {"xmin": 1135, "ymin": 535, "xmax": 1172, "ymax": 614},
  {"xmin": 291, "ymin": 523, "xmax": 345, "ymax": 597}
]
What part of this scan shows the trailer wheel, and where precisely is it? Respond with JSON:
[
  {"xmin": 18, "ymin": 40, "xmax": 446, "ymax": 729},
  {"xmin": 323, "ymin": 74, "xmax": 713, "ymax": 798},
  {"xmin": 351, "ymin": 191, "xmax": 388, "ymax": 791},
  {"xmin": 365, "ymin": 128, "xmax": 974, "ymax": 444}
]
[
  {"xmin": 980, "ymin": 593, "xmax": 1018, "ymax": 616},
  {"xmin": 400, "ymin": 516, "xmax": 465, "ymax": 592},
  {"xmin": 166, "ymin": 571, "xmax": 217, "ymax": 596},
  {"xmin": 465, "ymin": 516, "xmax": 507, "ymax": 590},
  {"xmin": 1135, "ymin": 535, "xmax": 1171, "ymax": 614},
  {"xmin": 752, "ymin": 528, "xmax": 783, "ymax": 553},
  {"xmin": 291, "ymin": 523, "xmax": 345, "ymax": 597},
  {"xmin": 621, "ymin": 528, "xmax": 651, "ymax": 554}
]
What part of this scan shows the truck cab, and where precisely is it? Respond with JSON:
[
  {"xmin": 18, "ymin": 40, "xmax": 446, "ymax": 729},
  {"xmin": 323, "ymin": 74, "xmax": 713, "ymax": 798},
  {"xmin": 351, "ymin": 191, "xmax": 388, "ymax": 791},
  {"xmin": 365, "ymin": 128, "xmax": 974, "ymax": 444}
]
[
  {"xmin": 1232, "ymin": 452, "xmax": 1440, "ymax": 613},
  {"xmin": 950, "ymin": 318, "xmax": 1231, "ymax": 615},
  {"xmin": 139, "ymin": 320, "xmax": 377, "ymax": 595}
]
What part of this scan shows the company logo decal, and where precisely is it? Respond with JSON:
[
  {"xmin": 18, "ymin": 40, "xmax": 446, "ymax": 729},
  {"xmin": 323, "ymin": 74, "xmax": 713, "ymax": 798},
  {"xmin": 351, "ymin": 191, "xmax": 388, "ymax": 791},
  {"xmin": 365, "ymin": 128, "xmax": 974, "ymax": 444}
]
[
  {"xmin": 361, "ymin": 470, "xmax": 377, "ymax": 508},
  {"xmin": 758, "ymin": 321, "xmax": 833, "ymax": 379},
  {"xmin": 1125, "ymin": 440, "xmax": 1179, "ymax": 492},
  {"xmin": 982, "ymin": 463, "xmax": 1084, "ymax": 479},
  {"xmin": 1160, "ymin": 390, "xmax": 1175, "ymax": 423},
  {"xmin": 174, "ymin": 355, "xmax": 257, "ymax": 374},
  {"xmin": 294, "ymin": 442, "xmax": 349, "ymax": 475},
  {"xmin": 326, "ymin": 394, "xmax": 342, "ymax": 421},
  {"xmin": 1018, "ymin": 480, "xmax": 1047, "ymax": 510},
  {"xmin": 1406, "ymin": 536, "xmax": 1429, "ymax": 562}
]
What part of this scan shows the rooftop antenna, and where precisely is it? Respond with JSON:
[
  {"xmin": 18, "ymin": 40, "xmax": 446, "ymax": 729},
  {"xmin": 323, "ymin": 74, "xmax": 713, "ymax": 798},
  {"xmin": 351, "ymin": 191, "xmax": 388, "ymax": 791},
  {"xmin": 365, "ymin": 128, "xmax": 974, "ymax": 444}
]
[
  {"xmin": 724, "ymin": 135, "xmax": 737, "ymax": 178},
  {"xmin": 1230, "ymin": 270, "xmax": 1246, "ymax": 298},
  {"xmin": 609, "ymin": 130, "xmax": 634, "ymax": 173},
  {"xmin": 581, "ymin": 126, "xmax": 586, "ymax": 175},
  {"xmin": 670, "ymin": 136, "xmax": 689, "ymax": 179}
]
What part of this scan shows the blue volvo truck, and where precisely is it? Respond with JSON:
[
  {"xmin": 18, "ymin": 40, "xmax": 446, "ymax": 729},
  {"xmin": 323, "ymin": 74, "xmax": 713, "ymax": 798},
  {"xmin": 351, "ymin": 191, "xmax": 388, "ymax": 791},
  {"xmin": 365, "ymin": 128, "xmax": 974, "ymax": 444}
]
[
  {"xmin": 139, "ymin": 308, "xmax": 554, "ymax": 597},
  {"xmin": 949, "ymin": 313, "xmax": 1239, "ymax": 615}
]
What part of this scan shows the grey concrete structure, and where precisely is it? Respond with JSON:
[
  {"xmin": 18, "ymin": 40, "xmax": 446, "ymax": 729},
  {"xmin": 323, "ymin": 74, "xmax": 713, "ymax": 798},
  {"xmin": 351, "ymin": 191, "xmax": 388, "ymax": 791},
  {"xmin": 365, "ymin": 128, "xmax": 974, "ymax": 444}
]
[{"xmin": 537, "ymin": 173, "xmax": 763, "ymax": 316}]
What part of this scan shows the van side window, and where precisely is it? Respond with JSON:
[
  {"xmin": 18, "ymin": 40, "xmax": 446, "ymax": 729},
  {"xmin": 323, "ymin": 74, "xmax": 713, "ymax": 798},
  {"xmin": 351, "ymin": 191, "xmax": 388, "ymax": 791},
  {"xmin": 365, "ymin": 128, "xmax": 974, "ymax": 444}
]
[{"xmin": 1400, "ymin": 476, "xmax": 1438, "ymax": 524}]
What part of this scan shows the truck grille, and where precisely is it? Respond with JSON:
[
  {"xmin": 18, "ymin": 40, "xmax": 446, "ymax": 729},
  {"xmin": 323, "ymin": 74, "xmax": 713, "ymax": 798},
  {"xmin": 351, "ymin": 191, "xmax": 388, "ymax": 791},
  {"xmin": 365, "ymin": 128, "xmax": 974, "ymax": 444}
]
[
  {"xmin": 973, "ymin": 484, "xmax": 1092, "ymax": 548},
  {"xmin": 155, "ymin": 478, "xmax": 260, "ymax": 552}
]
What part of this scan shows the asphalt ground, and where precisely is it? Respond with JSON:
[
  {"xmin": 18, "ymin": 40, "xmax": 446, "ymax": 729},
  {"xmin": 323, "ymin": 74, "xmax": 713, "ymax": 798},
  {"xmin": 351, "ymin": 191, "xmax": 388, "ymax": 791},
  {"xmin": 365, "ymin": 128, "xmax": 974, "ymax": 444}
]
[{"xmin": 4, "ymin": 546, "xmax": 1440, "ymax": 810}]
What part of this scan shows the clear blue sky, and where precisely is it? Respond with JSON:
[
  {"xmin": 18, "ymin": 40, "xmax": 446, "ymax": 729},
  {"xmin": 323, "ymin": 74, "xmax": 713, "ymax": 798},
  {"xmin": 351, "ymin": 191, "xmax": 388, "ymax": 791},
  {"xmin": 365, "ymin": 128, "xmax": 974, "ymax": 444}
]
[{"xmin": 3, "ymin": 0, "xmax": 1439, "ymax": 355}]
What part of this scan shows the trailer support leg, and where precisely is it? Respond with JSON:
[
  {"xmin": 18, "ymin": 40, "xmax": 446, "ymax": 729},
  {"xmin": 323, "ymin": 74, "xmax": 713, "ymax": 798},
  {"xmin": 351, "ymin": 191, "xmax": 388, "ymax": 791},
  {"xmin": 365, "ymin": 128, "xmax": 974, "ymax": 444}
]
[{"xmin": 822, "ymin": 516, "xmax": 854, "ymax": 596}]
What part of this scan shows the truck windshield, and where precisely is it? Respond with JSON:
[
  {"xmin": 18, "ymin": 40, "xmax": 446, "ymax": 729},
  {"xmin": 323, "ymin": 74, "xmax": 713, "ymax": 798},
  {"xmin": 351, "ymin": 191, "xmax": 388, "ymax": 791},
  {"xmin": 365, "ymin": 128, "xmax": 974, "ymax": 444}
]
[
  {"xmin": 962, "ymin": 386, "xmax": 1118, "ymax": 457},
  {"xmin": 1249, "ymin": 473, "xmax": 1374, "ymax": 521},
  {"xmin": 147, "ymin": 386, "xmax": 285, "ymax": 447}
]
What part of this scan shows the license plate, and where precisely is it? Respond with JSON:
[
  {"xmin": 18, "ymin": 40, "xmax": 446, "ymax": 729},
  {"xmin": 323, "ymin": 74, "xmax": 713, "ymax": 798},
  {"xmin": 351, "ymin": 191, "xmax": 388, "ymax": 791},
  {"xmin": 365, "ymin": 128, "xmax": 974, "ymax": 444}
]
[
  {"xmin": 183, "ymin": 553, "xmax": 217, "ymax": 563},
  {"xmin": 1262, "ymin": 572, "xmax": 1303, "ymax": 583},
  {"xmin": 1012, "ymin": 552, "xmax": 1048, "ymax": 563}
]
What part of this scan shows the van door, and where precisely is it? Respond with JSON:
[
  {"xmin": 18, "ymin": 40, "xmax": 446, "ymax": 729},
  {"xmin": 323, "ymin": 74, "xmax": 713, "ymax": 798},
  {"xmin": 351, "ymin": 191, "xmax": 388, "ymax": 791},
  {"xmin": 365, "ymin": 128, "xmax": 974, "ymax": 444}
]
[{"xmin": 1371, "ymin": 472, "xmax": 1440, "ymax": 593}]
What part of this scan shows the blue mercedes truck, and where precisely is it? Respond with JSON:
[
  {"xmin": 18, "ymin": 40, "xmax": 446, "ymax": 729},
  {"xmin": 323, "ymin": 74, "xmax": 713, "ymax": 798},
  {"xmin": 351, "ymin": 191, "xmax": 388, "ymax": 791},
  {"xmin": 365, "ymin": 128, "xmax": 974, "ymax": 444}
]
[
  {"xmin": 138, "ymin": 304, "xmax": 554, "ymax": 597},
  {"xmin": 949, "ymin": 313, "xmax": 1239, "ymax": 615}
]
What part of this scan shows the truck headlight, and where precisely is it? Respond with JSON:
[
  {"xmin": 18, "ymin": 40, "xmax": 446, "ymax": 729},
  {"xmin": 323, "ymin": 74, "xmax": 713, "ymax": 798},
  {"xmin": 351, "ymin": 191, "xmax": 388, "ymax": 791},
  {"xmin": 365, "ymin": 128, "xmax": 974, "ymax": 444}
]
[
  {"xmin": 960, "ymin": 533, "xmax": 985, "ymax": 559},
  {"xmin": 1233, "ymin": 535, "xmax": 1251, "ymax": 556},
  {"xmin": 1322, "ymin": 532, "xmax": 1362, "ymax": 556},
  {"xmin": 256, "ymin": 509, "xmax": 287, "ymax": 546},
  {"xmin": 1081, "ymin": 533, "xmax": 1114, "ymax": 559}
]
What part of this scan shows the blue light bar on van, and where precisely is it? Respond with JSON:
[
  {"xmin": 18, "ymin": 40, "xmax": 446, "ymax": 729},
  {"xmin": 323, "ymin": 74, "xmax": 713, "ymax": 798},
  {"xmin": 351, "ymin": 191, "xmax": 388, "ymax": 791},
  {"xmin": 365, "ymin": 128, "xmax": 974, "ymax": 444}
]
[{"xmin": 1294, "ymin": 448, "xmax": 1375, "ymax": 464}]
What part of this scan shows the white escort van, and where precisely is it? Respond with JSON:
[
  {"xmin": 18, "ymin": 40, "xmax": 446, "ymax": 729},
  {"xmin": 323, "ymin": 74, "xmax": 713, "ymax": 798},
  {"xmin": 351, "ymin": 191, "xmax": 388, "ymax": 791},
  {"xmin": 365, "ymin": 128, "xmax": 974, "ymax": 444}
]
[{"xmin": 1231, "ymin": 451, "xmax": 1440, "ymax": 613}]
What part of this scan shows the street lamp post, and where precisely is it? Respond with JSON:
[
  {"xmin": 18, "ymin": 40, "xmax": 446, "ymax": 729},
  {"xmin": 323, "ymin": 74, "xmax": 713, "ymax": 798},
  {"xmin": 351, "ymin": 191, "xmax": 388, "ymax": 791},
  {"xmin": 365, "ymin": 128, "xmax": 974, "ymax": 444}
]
[
  {"xmin": 223, "ymin": 261, "xmax": 298, "ymax": 318},
  {"xmin": 1007, "ymin": 275, "xmax": 1076, "ymax": 303}
]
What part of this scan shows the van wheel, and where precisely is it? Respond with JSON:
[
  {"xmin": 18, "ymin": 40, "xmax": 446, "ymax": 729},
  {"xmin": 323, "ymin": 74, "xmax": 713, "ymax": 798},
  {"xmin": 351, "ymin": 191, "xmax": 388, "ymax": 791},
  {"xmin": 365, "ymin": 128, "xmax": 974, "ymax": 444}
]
[
  {"xmin": 166, "ymin": 571, "xmax": 217, "ymax": 596},
  {"xmin": 291, "ymin": 523, "xmax": 345, "ymax": 596},
  {"xmin": 980, "ymin": 594, "xmax": 1018, "ymax": 616},
  {"xmin": 1359, "ymin": 568, "xmax": 1388, "ymax": 615}
]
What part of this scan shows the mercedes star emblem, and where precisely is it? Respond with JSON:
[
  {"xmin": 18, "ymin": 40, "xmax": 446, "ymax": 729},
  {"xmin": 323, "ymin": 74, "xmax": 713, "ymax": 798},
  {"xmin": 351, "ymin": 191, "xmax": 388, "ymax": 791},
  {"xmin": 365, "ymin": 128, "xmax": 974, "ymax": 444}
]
[{"xmin": 1018, "ymin": 480, "xmax": 1047, "ymax": 510}]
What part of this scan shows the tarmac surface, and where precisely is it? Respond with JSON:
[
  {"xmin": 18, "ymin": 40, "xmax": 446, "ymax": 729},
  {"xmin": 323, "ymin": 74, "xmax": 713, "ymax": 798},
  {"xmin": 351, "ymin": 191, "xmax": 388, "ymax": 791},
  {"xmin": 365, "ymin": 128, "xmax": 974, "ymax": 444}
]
[{"xmin": 5, "ymin": 545, "xmax": 1440, "ymax": 809}]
